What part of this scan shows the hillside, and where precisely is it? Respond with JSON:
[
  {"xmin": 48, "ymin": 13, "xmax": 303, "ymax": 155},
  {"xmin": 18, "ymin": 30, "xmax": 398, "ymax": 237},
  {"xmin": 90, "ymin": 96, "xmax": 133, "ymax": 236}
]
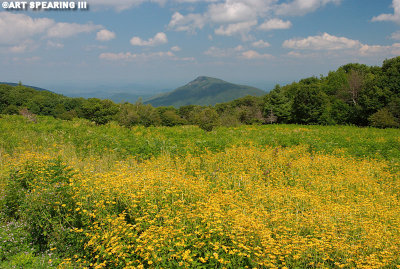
[
  {"xmin": 0, "ymin": 82, "xmax": 51, "ymax": 92},
  {"xmin": 144, "ymin": 76, "xmax": 266, "ymax": 107}
]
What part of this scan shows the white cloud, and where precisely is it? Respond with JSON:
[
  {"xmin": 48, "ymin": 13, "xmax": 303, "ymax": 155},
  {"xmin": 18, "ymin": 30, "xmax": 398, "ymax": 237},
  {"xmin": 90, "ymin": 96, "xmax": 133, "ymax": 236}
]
[
  {"xmin": 12, "ymin": 56, "xmax": 41, "ymax": 63},
  {"xmin": 0, "ymin": 12, "xmax": 102, "ymax": 44},
  {"xmin": 283, "ymin": 32, "xmax": 400, "ymax": 58},
  {"xmin": 276, "ymin": 0, "xmax": 342, "ymax": 16},
  {"xmin": 205, "ymin": 45, "xmax": 273, "ymax": 60},
  {"xmin": 99, "ymin": 50, "xmax": 194, "ymax": 62},
  {"xmin": 259, "ymin": 18, "xmax": 292, "ymax": 31},
  {"xmin": 286, "ymin": 51, "xmax": 317, "ymax": 58},
  {"xmin": 359, "ymin": 43, "xmax": 400, "ymax": 56},
  {"xmin": 252, "ymin": 40, "xmax": 271, "ymax": 48},
  {"xmin": 208, "ymin": 0, "xmax": 276, "ymax": 23},
  {"xmin": 96, "ymin": 29, "xmax": 116, "ymax": 41},
  {"xmin": 208, "ymin": 2, "xmax": 258, "ymax": 23},
  {"xmin": 47, "ymin": 22, "xmax": 102, "ymax": 38},
  {"xmin": 214, "ymin": 20, "xmax": 257, "ymax": 37},
  {"xmin": 9, "ymin": 40, "xmax": 36, "ymax": 53},
  {"xmin": 168, "ymin": 0, "xmax": 277, "ymax": 35},
  {"xmin": 204, "ymin": 45, "xmax": 244, "ymax": 58},
  {"xmin": 168, "ymin": 12, "xmax": 206, "ymax": 32},
  {"xmin": 85, "ymin": 45, "xmax": 107, "ymax": 51},
  {"xmin": 171, "ymin": 46, "xmax": 181, "ymax": 52},
  {"xmin": 372, "ymin": 0, "xmax": 400, "ymax": 24},
  {"xmin": 130, "ymin": 32, "xmax": 168, "ymax": 46},
  {"xmin": 241, "ymin": 50, "xmax": 273, "ymax": 59},
  {"xmin": 47, "ymin": 41, "xmax": 64, "ymax": 48},
  {"xmin": 391, "ymin": 31, "xmax": 400, "ymax": 40},
  {"xmin": 283, "ymin": 33, "xmax": 360, "ymax": 50},
  {"xmin": 0, "ymin": 12, "xmax": 53, "ymax": 44},
  {"xmin": 99, "ymin": 51, "xmax": 174, "ymax": 61}
]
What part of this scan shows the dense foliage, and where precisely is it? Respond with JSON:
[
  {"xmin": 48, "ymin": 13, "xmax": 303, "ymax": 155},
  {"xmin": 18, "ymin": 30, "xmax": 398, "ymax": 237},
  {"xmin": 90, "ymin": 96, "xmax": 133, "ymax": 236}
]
[{"xmin": 1, "ymin": 57, "xmax": 399, "ymax": 130}]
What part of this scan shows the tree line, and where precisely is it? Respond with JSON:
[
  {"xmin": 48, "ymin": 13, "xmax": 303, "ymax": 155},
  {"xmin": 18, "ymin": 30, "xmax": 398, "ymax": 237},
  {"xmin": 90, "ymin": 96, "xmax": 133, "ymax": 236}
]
[{"xmin": 1, "ymin": 57, "xmax": 399, "ymax": 130}]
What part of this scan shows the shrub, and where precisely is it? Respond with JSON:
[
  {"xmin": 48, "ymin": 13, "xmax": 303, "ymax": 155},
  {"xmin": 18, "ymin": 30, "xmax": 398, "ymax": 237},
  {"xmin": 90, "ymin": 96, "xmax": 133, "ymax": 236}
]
[
  {"xmin": 369, "ymin": 107, "xmax": 399, "ymax": 128},
  {"xmin": 3, "ymin": 158, "xmax": 84, "ymax": 254},
  {"xmin": 192, "ymin": 107, "xmax": 220, "ymax": 131}
]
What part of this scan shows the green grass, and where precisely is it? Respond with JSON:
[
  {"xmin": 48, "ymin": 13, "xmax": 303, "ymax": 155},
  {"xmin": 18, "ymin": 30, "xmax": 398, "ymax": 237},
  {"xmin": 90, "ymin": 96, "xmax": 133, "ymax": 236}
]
[{"xmin": 0, "ymin": 115, "xmax": 399, "ymax": 163}]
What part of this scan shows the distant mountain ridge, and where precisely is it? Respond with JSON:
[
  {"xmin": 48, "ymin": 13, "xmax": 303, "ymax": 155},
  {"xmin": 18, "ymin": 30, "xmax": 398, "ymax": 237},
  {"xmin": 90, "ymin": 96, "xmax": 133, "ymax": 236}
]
[
  {"xmin": 144, "ymin": 76, "xmax": 266, "ymax": 107},
  {"xmin": 0, "ymin": 82, "xmax": 51, "ymax": 92}
]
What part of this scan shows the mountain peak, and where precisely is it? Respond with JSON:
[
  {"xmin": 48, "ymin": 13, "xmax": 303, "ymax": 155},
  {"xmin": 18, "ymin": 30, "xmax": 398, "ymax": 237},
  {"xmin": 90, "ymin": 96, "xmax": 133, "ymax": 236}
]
[
  {"xmin": 145, "ymin": 76, "xmax": 265, "ymax": 107},
  {"xmin": 194, "ymin": 76, "xmax": 208, "ymax": 81},
  {"xmin": 187, "ymin": 76, "xmax": 226, "ymax": 87},
  {"xmin": 190, "ymin": 76, "xmax": 217, "ymax": 83}
]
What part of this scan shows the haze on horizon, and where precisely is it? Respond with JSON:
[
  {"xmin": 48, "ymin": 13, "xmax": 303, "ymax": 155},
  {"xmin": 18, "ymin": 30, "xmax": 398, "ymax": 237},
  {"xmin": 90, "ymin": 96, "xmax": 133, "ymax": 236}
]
[{"xmin": 1, "ymin": 0, "xmax": 399, "ymax": 94}]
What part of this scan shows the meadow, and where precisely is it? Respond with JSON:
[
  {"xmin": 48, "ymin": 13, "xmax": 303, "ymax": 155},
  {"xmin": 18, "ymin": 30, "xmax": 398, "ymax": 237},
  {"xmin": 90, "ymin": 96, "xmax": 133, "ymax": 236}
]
[{"xmin": 0, "ymin": 115, "xmax": 399, "ymax": 268}]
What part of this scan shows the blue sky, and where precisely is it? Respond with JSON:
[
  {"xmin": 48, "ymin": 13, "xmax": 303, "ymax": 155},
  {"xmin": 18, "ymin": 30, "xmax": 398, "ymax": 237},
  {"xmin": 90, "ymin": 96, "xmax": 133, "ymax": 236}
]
[{"xmin": 1, "ymin": 0, "xmax": 400, "ymax": 93}]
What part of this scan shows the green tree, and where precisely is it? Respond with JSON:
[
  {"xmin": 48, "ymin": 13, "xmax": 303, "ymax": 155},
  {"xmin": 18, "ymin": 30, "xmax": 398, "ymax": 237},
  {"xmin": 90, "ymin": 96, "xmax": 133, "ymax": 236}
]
[
  {"xmin": 263, "ymin": 85, "xmax": 291, "ymax": 123},
  {"xmin": 191, "ymin": 107, "xmax": 220, "ymax": 131},
  {"xmin": 369, "ymin": 107, "xmax": 399, "ymax": 128},
  {"xmin": 135, "ymin": 102, "xmax": 161, "ymax": 127},
  {"xmin": 291, "ymin": 84, "xmax": 329, "ymax": 124},
  {"xmin": 3, "ymin": 104, "xmax": 20, "ymax": 115},
  {"xmin": 81, "ymin": 98, "xmax": 119, "ymax": 125},
  {"xmin": 158, "ymin": 107, "xmax": 186, "ymax": 126},
  {"xmin": 117, "ymin": 103, "xmax": 140, "ymax": 127},
  {"xmin": 380, "ymin": 56, "xmax": 400, "ymax": 95}
]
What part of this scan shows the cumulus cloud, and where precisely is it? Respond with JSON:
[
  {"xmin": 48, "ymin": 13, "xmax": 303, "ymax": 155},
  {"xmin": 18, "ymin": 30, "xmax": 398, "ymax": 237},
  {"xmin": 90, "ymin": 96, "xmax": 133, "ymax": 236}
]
[
  {"xmin": 99, "ymin": 50, "xmax": 195, "ymax": 62},
  {"xmin": 0, "ymin": 12, "xmax": 103, "ymax": 54},
  {"xmin": 85, "ymin": 45, "xmax": 107, "ymax": 51},
  {"xmin": 241, "ymin": 50, "xmax": 273, "ymax": 59},
  {"xmin": 259, "ymin": 18, "xmax": 292, "ymax": 31},
  {"xmin": 372, "ymin": 0, "xmax": 400, "ymax": 24},
  {"xmin": 286, "ymin": 51, "xmax": 317, "ymax": 58},
  {"xmin": 214, "ymin": 20, "xmax": 257, "ymax": 37},
  {"xmin": 99, "ymin": 51, "xmax": 174, "ymax": 61},
  {"xmin": 0, "ymin": 12, "xmax": 53, "ymax": 44},
  {"xmin": 283, "ymin": 32, "xmax": 400, "ymax": 57},
  {"xmin": 168, "ymin": 12, "xmax": 206, "ymax": 32},
  {"xmin": 96, "ymin": 29, "xmax": 116, "ymax": 41},
  {"xmin": 168, "ymin": 0, "xmax": 276, "ymax": 36},
  {"xmin": 47, "ymin": 41, "xmax": 64, "ymax": 48},
  {"xmin": 204, "ymin": 45, "xmax": 272, "ymax": 60},
  {"xmin": 9, "ymin": 40, "xmax": 37, "ymax": 53},
  {"xmin": 47, "ymin": 22, "xmax": 102, "ymax": 38},
  {"xmin": 283, "ymin": 33, "xmax": 360, "ymax": 50},
  {"xmin": 0, "ymin": 12, "xmax": 102, "ymax": 42},
  {"xmin": 252, "ymin": 40, "xmax": 271, "ymax": 48},
  {"xmin": 130, "ymin": 32, "xmax": 168, "ymax": 46},
  {"xmin": 171, "ymin": 46, "xmax": 181, "ymax": 52},
  {"xmin": 276, "ymin": 0, "xmax": 342, "ymax": 16},
  {"xmin": 391, "ymin": 31, "xmax": 400, "ymax": 40},
  {"xmin": 168, "ymin": 0, "xmax": 341, "ymax": 38},
  {"xmin": 204, "ymin": 45, "xmax": 244, "ymax": 58},
  {"xmin": 208, "ymin": 1, "xmax": 259, "ymax": 23},
  {"xmin": 359, "ymin": 43, "xmax": 400, "ymax": 56},
  {"xmin": 12, "ymin": 56, "xmax": 41, "ymax": 63}
]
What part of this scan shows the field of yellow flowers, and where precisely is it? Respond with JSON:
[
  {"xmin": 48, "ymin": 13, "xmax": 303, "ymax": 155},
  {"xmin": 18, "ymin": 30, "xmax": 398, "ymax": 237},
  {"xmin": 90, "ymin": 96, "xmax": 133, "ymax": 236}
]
[{"xmin": 0, "ymin": 115, "xmax": 400, "ymax": 268}]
